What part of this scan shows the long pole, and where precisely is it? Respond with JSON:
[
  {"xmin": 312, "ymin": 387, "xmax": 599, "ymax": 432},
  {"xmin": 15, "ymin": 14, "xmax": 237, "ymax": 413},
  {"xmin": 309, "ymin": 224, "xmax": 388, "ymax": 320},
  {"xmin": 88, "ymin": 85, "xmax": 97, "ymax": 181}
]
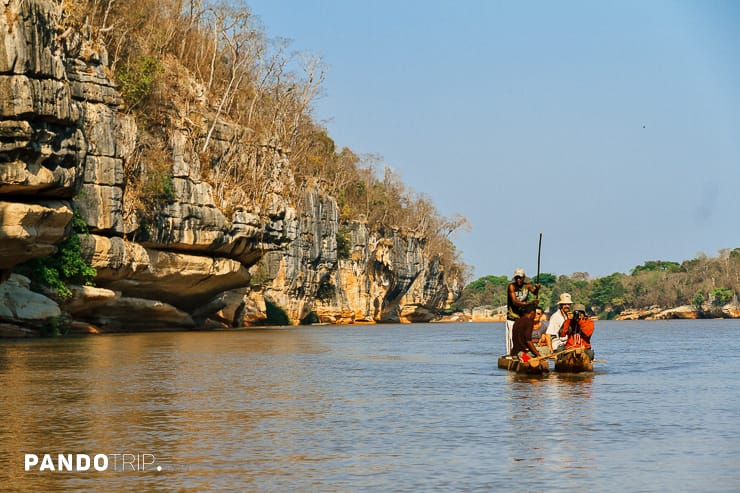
[{"xmin": 536, "ymin": 232, "xmax": 542, "ymax": 285}]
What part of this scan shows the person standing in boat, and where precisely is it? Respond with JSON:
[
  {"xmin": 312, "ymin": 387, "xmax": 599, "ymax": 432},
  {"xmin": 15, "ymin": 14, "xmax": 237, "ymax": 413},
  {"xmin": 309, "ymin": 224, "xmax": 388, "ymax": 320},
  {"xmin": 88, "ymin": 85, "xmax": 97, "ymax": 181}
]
[
  {"xmin": 559, "ymin": 303, "xmax": 595, "ymax": 360},
  {"xmin": 543, "ymin": 293, "xmax": 572, "ymax": 353},
  {"xmin": 510, "ymin": 304, "xmax": 541, "ymax": 360},
  {"xmin": 505, "ymin": 268, "xmax": 540, "ymax": 355}
]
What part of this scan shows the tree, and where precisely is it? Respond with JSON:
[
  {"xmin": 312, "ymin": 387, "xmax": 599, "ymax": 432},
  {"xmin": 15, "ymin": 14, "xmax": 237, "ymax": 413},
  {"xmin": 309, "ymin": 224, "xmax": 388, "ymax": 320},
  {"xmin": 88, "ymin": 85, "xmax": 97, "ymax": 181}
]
[
  {"xmin": 537, "ymin": 273, "xmax": 557, "ymax": 287},
  {"xmin": 454, "ymin": 250, "xmax": 738, "ymax": 316},
  {"xmin": 589, "ymin": 273, "xmax": 626, "ymax": 312},
  {"xmin": 631, "ymin": 260, "xmax": 681, "ymax": 275},
  {"xmin": 201, "ymin": 5, "xmax": 256, "ymax": 152}
]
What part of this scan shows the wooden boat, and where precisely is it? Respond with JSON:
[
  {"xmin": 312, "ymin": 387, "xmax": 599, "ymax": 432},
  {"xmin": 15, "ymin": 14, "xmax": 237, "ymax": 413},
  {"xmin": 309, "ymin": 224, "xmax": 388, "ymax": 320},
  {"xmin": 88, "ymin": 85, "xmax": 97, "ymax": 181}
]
[
  {"xmin": 497, "ymin": 355, "xmax": 550, "ymax": 375},
  {"xmin": 553, "ymin": 348, "xmax": 593, "ymax": 373}
]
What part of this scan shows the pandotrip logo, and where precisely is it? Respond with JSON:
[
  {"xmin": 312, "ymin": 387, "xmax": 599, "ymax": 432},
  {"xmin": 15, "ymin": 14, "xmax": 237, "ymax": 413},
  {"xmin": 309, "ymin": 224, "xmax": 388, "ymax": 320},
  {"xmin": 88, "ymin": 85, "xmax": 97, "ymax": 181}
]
[{"xmin": 24, "ymin": 453, "xmax": 163, "ymax": 473}]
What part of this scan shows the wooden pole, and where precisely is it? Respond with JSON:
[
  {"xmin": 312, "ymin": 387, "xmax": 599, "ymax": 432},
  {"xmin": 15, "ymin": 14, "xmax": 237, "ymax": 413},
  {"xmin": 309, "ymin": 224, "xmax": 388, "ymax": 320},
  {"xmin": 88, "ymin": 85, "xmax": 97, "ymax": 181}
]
[
  {"xmin": 536, "ymin": 232, "xmax": 542, "ymax": 285},
  {"xmin": 528, "ymin": 347, "xmax": 580, "ymax": 367}
]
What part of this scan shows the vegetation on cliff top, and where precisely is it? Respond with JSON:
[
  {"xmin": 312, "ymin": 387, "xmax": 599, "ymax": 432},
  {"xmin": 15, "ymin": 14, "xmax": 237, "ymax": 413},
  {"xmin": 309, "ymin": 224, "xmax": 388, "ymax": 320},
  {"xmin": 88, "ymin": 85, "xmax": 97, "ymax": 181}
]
[
  {"xmin": 452, "ymin": 249, "xmax": 740, "ymax": 318},
  {"xmin": 63, "ymin": 0, "xmax": 468, "ymax": 286}
]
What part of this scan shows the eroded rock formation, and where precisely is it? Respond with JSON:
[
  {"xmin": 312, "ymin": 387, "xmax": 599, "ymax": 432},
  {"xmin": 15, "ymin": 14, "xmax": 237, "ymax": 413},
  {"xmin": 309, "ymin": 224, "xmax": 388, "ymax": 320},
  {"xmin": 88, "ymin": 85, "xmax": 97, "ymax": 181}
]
[{"xmin": 0, "ymin": 0, "xmax": 460, "ymax": 335}]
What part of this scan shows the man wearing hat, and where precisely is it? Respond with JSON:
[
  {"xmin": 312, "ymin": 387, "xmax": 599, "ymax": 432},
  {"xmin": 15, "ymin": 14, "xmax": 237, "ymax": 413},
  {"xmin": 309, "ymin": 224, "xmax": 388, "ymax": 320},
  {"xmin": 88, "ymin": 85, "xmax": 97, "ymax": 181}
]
[
  {"xmin": 505, "ymin": 268, "xmax": 540, "ymax": 355},
  {"xmin": 544, "ymin": 293, "xmax": 573, "ymax": 352}
]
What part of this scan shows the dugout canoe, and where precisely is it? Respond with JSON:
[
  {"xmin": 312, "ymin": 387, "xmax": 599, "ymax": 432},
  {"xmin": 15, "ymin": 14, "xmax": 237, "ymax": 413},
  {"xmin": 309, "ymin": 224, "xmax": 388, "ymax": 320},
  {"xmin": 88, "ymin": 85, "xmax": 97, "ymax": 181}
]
[
  {"xmin": 553, "ymin": 348, "xmax": 593, "ymax": 373},
  {"xmin": 497, "ymin": 355, "xmax": 550, "ymax": 375}
]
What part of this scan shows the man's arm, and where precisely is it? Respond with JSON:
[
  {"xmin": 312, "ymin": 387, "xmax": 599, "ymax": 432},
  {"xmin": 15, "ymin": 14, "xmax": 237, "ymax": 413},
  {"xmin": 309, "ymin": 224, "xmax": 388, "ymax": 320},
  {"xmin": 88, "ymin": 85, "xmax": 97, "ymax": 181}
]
[
  {"xmin": 542, "ymin": 333, "xmax": 553, "ymax": 351},
  {"xmin": 526, "ymin": 340, "xmax": 541, "ymax": 357},
  {"xmin": 559, "ymin": 319, "xmax": 571, "ymax": 338}
]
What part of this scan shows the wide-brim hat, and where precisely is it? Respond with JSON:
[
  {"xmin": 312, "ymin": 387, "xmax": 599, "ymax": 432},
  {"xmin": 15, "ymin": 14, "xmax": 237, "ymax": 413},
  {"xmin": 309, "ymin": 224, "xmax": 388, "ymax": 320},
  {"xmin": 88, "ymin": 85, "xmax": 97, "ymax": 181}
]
[
  {"xmin": 513, "ymin": 268, "xmax": 526, "ymax": 278},
  {"xmin": 557, "ymin": 293, "xmax": 573, "ymax": 304}
]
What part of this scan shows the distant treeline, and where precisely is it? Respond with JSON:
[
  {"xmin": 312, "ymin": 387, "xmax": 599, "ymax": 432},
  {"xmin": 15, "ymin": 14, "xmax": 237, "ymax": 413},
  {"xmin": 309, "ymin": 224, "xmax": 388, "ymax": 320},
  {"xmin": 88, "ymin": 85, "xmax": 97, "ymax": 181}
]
[{"xmin": 452, "ymin": 249, "xmax": 740, "ymax": 318}]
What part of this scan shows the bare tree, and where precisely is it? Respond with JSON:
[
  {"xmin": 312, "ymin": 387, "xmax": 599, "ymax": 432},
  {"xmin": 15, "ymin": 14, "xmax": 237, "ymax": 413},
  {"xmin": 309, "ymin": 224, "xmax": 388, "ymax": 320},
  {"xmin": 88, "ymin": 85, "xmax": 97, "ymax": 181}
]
[{"xmin": 201, "ymin": 6, "xmax": 255, "ymax": 152}]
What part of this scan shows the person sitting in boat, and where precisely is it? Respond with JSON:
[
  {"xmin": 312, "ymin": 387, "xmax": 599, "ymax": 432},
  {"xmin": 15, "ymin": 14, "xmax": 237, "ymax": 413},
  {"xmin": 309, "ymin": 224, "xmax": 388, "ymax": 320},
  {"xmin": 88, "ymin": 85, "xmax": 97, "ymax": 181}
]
[
  {"xmin": 558, "ymin": 303, "xmax": 595, "ymax": 360},
  {"xmin": 531, "ymin": 306, "xmax": 548, "ymax": 344},
  {"xmin": 510, "ymin": 304, "xmax": 541, "ymax": 361},
  {"xmin": 543, "ymin": 293, "xmax": 572, "ymax": 353},
  {"xmin": 505, "ymin": 268, "xmax": 540, "ymax": 356}
]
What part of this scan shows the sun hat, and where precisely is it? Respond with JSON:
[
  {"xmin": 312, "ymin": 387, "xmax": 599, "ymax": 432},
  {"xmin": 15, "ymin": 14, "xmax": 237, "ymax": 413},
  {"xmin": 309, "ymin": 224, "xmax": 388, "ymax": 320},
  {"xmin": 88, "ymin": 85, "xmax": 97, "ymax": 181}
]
[
  {"xmin": 557, "ymin": 293, "xmax": 573, "ymax": 304},
  {"xmin": 572, "ymin": 303, "xmax": 586, "ymax": 312},
  {"xmin": 513, "ymin": 268, "xmax": 526, "ymax": 278}
]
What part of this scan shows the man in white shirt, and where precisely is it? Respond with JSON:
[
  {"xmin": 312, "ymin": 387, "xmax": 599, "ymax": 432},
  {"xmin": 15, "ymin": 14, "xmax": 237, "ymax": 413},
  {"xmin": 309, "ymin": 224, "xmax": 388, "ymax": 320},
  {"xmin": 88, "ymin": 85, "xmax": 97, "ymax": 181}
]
[{"xmin": 544, "ymin": 293, "xmax": 572, "ymax": 352}]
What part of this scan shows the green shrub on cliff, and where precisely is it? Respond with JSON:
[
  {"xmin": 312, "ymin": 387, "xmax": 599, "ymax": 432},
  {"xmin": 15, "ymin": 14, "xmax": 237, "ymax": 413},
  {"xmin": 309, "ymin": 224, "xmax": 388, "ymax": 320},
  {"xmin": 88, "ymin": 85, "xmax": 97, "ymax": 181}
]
[
  {"xmin": 16, "ymin": 212, "xmax": 96, "ymax": 299},
  {"xmin": 336, "ymin": 227, "xmax": 351, "ymax": 260},
  {"xmin": 116, "ymin": 56, "xmax": 163, "ymax": 111},
  {"xmin": 263, "ymin": 300, "xmax": 291, "ymax": 326},
  {"xmin": 710, "ymin": 287, "xmax": 733, "ymax": 305},
  {"xmin": 316, "ymin": 279, "xmax": 336, "ymax": 302},
  {"xmin": 693, "ymin": 290, "xmax": 705, "ymax": 309}
]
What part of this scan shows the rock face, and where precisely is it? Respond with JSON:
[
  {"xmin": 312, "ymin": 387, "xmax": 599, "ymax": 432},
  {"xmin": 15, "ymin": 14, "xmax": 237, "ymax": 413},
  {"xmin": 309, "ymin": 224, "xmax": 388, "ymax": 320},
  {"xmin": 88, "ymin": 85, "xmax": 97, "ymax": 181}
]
[
  {"xmin": 0, "ymin": 0, "xmax": 460, "ymax": 333},
  {"xmin": 0, "ymin": 274, "xmax": 61, "ymax": 322},
  {"xmin": 0, "ymin": 0, "xmax": 79, "ymax": 281},
  {"xmin": 0, "ymin": 200, "xmax": 73, "ymax": 270},
  {"xmin": 79, "ymin": 234, "xmax": 251, "ymax": 309},
  {"xmin": 470, "ymin": 306, "xmax": 506, "ymax": 323},
  {"xmin": 614, "ymin": 303, "xmax": 740, "ymax": 320},
  {"xmin": 259, "ymin": 189, "xmax": 459, "ymax": 324}
]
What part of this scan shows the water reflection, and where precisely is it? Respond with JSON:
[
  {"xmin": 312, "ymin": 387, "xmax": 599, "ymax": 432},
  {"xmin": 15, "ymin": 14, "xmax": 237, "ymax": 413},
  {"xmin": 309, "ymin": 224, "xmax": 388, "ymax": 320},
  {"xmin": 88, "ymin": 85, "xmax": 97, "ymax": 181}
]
[
  {"xmin": 504, "ymin": 372, "xmax": 595, "ymax": 489},
  {"xmin": 1, "ymin": 321, "xmax": 739, "ymax": 492},
  {"xmin": 0, "ymin": 330, "xmax": 331, "ymax": 492}
]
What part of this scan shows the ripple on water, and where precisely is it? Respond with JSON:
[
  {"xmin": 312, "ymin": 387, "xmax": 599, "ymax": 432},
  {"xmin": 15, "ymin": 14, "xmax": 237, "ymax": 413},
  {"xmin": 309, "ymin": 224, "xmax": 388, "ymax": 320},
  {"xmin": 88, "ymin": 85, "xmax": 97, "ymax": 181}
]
[{"xmin": 0, "ymin": 321, "xmax": 739, "ymax": 492}]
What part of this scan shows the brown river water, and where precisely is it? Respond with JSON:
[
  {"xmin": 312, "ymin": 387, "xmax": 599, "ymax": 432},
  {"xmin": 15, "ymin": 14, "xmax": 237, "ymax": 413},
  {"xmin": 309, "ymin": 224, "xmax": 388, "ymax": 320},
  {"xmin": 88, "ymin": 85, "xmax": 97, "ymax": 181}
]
[{"xmin": 1, "ymin": 319, "xmax": 739, "ymax": 492}]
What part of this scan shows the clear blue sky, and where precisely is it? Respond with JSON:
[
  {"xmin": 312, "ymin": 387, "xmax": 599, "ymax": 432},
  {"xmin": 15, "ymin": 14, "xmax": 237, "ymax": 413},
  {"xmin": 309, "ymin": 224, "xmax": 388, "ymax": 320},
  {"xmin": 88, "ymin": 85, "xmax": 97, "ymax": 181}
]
[{"xmin": 246, "ymin": 0, "xmax": 740, "ymax": 280}]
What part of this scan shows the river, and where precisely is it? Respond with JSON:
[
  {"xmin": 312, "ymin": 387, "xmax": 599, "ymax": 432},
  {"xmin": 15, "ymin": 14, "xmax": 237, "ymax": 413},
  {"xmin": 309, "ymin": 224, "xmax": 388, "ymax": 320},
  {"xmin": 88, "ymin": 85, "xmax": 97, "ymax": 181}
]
[{"xmin": 1, "ymin": 319, "xmax": 738, "ymax": 492}]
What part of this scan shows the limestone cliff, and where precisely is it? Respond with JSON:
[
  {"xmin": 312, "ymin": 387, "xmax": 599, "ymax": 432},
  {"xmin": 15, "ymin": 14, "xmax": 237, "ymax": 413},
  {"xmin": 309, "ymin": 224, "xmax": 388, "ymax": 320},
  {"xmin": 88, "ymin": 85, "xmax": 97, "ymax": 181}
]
[
  {"xmin": 256, "ymin": 188, "xmax": 457, "ymax": 325},
  {"xmin": 0, "ymin": 0, "xmax": 460, "ymax": 335}
]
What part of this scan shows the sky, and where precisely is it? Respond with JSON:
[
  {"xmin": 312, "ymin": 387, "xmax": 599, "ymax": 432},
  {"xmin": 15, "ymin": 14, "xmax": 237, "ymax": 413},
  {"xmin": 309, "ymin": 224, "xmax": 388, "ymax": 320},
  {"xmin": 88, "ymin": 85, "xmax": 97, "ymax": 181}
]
[{"xmin": 246, "ymin": 0, "xmax": 740, "ymax": 280}]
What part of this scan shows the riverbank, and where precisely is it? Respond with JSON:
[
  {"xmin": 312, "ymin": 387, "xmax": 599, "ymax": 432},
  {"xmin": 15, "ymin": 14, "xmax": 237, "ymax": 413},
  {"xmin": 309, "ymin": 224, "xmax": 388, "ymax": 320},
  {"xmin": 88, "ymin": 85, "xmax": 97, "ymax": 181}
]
[{"xmin": 437, "ymin": 302, "xmax": 740, "ymax": 323}]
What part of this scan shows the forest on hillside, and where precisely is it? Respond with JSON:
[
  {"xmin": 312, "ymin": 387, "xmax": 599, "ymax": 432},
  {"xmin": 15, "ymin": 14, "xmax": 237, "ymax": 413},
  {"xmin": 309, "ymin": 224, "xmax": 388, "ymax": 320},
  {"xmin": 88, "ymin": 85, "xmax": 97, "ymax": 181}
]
[
  {"xmin": 452, "ymin": 249, "xmax": 740, "ymax": 318},
  {"xmin": 63, "ymin": 0, "xmax": 468, "ymax": 282}
]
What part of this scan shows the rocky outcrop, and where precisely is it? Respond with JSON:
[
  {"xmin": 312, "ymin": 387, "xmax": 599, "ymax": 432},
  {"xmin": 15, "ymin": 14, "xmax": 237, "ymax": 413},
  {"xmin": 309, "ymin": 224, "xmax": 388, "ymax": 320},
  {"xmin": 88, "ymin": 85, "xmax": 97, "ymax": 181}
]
[
  {"xmin": 614, "ymin": 303, "xmax": 740, "ymax": 320},
  {"xmin": 615, "ymin": 306, "xmax": 665, "ymax": 320},
  {"xmin": 255, "ymin": 190, "xmax": 460, "ymax": 325},
  {"xmin": 652, "ymin": 305, "xmax": 699, "ymax": 320},
  {"xmin": 83, "ymin": 297, "xmax": 195, "ymax": 331},
  {"xmin": 721, "ymin": 302, "xmax": 740, "ymax": 319},
  {"xmin": 0, "ymin": 200, "xmax": 73, "ymax": 271},
  {"xmin": 0, "ymin": 274, "xmax": 61, "ymax": 321},
  {"xmin": 0, "ymin": 0, "xmax": 79, "ymax": 281},
  {"xmin": 0, "ymin": 0, "xmax": 459, "ymax": 333},
  {"xmin": 470, "ymin": 305, "xmax": 507, "ymax": 322},
  {"xmin": 79, "ymin": 234, "xmax": 251, "ymax": 310}
]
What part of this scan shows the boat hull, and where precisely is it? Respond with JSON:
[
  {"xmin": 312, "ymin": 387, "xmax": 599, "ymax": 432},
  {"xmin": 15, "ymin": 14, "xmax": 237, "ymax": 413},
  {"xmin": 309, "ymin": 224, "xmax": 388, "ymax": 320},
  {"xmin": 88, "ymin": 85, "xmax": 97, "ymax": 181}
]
[
  {"xmin": 497, "ymin": 356, "xmax": 549, "ymax": 375},
  {"xmin": 553, "ymin": 349, "xmax": 593, "ymax": 373}
]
